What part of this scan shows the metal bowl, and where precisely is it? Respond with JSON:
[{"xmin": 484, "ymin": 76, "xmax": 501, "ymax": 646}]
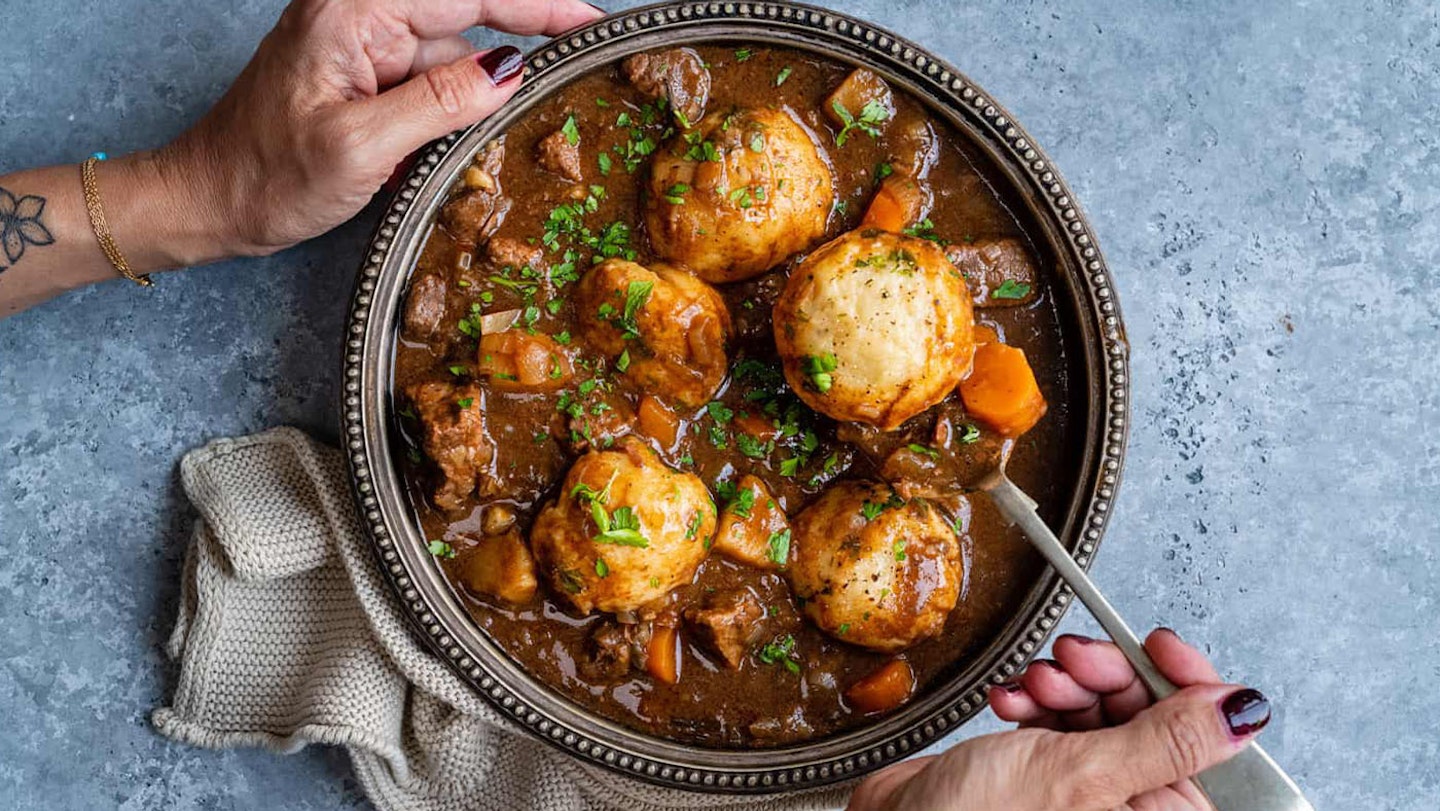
[{"xmin": 341, "ymin": 0, "xmax": 1128, "ymax": 794}]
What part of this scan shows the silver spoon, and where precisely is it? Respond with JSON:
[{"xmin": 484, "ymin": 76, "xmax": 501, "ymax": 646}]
[{"xmin": 976, "ymin": 463, "xmax": 1314, "ymax": 811}]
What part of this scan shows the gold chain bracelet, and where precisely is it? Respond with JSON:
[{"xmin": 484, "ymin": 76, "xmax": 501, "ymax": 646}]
[{"xmin": 81, "ymin": 156, "xmax": 152, "ymax": 287}]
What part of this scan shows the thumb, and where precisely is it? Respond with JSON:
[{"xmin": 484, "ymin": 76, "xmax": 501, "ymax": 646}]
[
  {"xmin": 1047, "ymin": 685, "xmax": 1271, "ymax": 809},
  {"xmin": 349, "ymin": 46, "xmax": 525, "ymax": 163}
]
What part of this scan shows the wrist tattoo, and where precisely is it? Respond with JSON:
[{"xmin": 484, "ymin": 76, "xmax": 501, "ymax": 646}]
[{"xmin": 0, "ymin": 187, "xmax": 56, "ymax": 275}]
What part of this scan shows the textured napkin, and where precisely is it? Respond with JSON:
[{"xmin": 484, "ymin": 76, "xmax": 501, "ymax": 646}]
[{"xmin": 151, "ymin": 427, "xmax": 853, "ymax": 811}]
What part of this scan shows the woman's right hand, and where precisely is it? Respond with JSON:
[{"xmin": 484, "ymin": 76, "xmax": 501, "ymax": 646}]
[{"xmin": 847, "ymin": 629, "xmax": 1272, "ymax": 811}]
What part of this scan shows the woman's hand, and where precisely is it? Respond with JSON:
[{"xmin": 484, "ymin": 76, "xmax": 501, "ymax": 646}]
[
  {"xmin": 169, "ymin": 0, "xmax": 604, "ymax": 257},
  {"xmin": 0, "ymin": 0, "xmax": 605, "ymax": 315},
  {"xmin": 847, "ymin": 629, "xmax": 1271, "ymax": 811}
]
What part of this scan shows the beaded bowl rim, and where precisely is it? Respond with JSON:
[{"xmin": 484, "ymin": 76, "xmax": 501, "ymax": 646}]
[{"xmin": 340, "ymin": 0, "xmax": 1129, "ymax": 794}]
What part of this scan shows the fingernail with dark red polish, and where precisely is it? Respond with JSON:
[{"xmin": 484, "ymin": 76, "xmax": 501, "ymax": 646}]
[
  {"xmin": 1221, "ymin": 689, "xmax": 1271, "ymax": 738},
  {"xmin": 1032, "ymin": 658, "xmax": 1062, "ymax": 671},
  {"xmin": 478, "ymin": 46, "xmax": 524, "ymax": 87},
  {"xmin": 584, "ymin": 2, "xmax": 609, "ymax": 13},
  {"xmin": 1057, "ymin": 634, "xmax": 1094, "ymax": 645},
  {"xmin": 992, "ymin": 682, "xmax": 1023, "ymax": 694},
  {"xmin": 1157, "ymin": 626, "xmax": 1182, "ymax": 640}
]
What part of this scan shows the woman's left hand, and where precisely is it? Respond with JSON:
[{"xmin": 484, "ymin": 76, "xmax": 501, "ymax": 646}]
[
  {"xmin": 846, "ymin": 629, "xmax": 1271, "ymax": 811},
  {"xmin": 167, "ymin": 0, "xmax": 605, "ymax": 259}
]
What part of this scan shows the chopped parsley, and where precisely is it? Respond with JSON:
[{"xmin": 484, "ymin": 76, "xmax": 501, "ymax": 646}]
[
  {"xmin": 663, "ymin": 182, "xmax": 690, "ymax": 205},
  {"xmin": 893, "ymin": 540, "xmax": 907, "ymax": 561},
  {"xmin": 875, "ymin": 161, "xmax": 894, "ymax": 180},
  {"xmin": 595, "ymin": 558, "xmax": 609, "ymax": 577},
  {"xmin": 860, "ymin": 492, "xmax": 904, "ymax": 521},
  {"xmin": 715, "ymin": 480, "xmax": 755, "ymax": 518},
  {"xmin": 992, "ymin": 279, "xmax": 1033, "ymax": 300},
  {"xmin": 456, "ymin": 397, "xmax": 475, "ymax": 409},
  {"xmin": 427, "ymin": 540, "xmax": 457, "ymax": 559},
  {"xmin": 766, "ymin": 529, "xmax": 791, "ymax": 567},
  {"xmin": 958, "ymin": 423, "xmax": 982, "ymax": 444},
  {"xmin": 682, "ymin": 131, "xmax": 722, "ymax": 162},
  {"xmin": 749, "ymin": 132, "xmax": 766, "ymax": 153},
  {"xmin": 801, "ymin": 353, "xmax": 838, "ymax": 393},
  {"xmin": 832, "ymin": 99, "xmax": 889, "ymax": 146},
  {"xmin": 837, "ymin": 623, "xmax": 850, "ymax": 636},
  {"xmin": 902, "ymin": 218, "xmax": 947, "ymax": 245},
  {"xmin": 561, "ymin": 114, "xmax": 580, "ymax": 146},
  {"xmin": 907, "ymin": 443, "xmax": 941, "ymax": 460},
  {"xmin": 685, "ymin": 512, "xmax": 703, "ymax": 540},
  {"xmin": 573, "ymin": 478, "xmax": 651, "ymax": 547},
  {"xmin": 598, "ymin": 152, "xmax": 613, "ymax": 175},
  {"xmin": 734, "ymin": 47, "xmax": 754, "ymax": 62},
  {"xmin": 757, "ymin": 635, "xmax": 802, "ymax": 674},
  {"xmin": 779, "ymin": 457, "xmax": 801, "ymax": 477},
  {"xmin": 617, "ymin": 280, "xmax": 653, "ymax": 337},
  {"xmin": 735, "ymin": 433, "xmax": 773, "ymax": 460},
  {"xmin": 706, "ymin": 401, "xmax": 735, "ymax": 423},
  {"xmin": 775, "ymin": 66, "xmax": 793, "ymax": 86},
  {"xmin": 616, "ymin": 349, "xmax": 631, "ymax": 372},
  {"xmin": 447, "ymin": 364, "xmax": 468, "ymax": 377}
]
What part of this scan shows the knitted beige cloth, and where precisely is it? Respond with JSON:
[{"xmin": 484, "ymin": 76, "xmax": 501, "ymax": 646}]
[{"xmin": 152, "ymin": 427, "xmax": 853, "ymax": 811}]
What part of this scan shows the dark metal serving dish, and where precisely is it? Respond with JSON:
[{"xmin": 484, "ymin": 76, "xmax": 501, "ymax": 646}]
[{"xmin": 341, "ymin": 0, "xmax": 1128, "ymax": 793}]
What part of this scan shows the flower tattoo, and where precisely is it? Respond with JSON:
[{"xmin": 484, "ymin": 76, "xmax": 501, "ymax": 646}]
[{"xmin": 0, "ymin": 187, "xmax": 56, "ymax": 273}]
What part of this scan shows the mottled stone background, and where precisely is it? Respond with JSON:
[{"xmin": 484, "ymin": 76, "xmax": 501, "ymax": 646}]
[{"xmin": 2, "ymin": 0, "xmax": 1436, "ymax": 808}]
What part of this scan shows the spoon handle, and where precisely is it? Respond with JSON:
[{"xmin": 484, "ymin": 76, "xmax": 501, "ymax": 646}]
[{"xmin": 978, "ymin": 472, "xmax": 1314, "ymax": 811}]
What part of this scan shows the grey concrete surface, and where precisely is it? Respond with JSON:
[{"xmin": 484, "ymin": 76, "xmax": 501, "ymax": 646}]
[{"xmin": 2, "ymin": 0, "xmax": 1437, "ymax": 808}]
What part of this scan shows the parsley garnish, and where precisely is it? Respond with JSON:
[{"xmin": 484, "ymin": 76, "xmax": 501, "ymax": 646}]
[
  {"xmin": 902, "ymin": 218, "xmax": 947, "ymax": 245},
  {"xmin": 775, "ymin": 66, "xmax": 793, "ymax": 86},
  {"xmin": 616, "ymin": 349, "xmax": 631, "ymax": 372},
  {"xmin": 992, "ymin": 279, "xmax": 1033, "ymax": 300},
  {"xmin": 617, "ymin": 280, "xmax": 653, "ymax": 337},
  {"xmin": 907, "ymin": 443, "xmax": 941, "ymax": 460},
  {"xmin": 832, "ymin": 99, "xmax": 889, "ymax": 146},
  {"xmin": 595, "ymin": 558, "xmax": 610, "ymax": 578},
  {"xmin": 663, "ymin": 182, "xmax": 690, "ymax": 205},
  {"xmin": 427, "ymin": 540, "xmax": 457, "ymax": 559},
  {"xmin": 802, "ymin": 353, "xmax": 838, "ymax": 393},
  {"xmin": 893, "ymin": 540, "xmax": 907, "ymax": 561},
  {"xmin": 706, "ymin": 401, "xmax": 735, "ymax": 423},
  {"xmin": 456, "ymin": 397, "xmax": 474, "ymax": 409},
  {"xmin": 767, "ymin": 529, "xmax": 791, "ymax": 566},
  {"xmin": 958, "ymin": 423, "xmax": 982, "ymax": 444},
  {"xmin": 561, "ymin": 114, "xmax": 580, "ymax": 146},
  {"xmin": 758, "ymin": 635, "xmax": 802, "ymax": 674},
  {"xmin": 735, "ymin": 433, "xmax": 773, "ymax": 460},
  {"xmin": 875, "ymin": 161, "xmax": 894, "ymax": 180},
  {"xmin": 734, "ymin": 47, "xmax": 754, "ymax": 62},
  {"xmin": 573, "ymin": 480, "xmax": 651, "ymax": 548},
  {"xmin": 598, "ymin": 152, "xmax": 613, "ymax": 175},
  {"xmin": 860, "ymin": 492, "xmax": 904, "ymax": 521}
]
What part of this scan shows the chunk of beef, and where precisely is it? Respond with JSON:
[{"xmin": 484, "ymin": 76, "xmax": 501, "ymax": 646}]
[
  {"xmin": 558, "ymin": 393, "xmax": 636, "ymax": 455},
  {"xmin": 439, "ymin": 188, "xmax": 511, "ymax": 248},
  {"xmin": 407, "ymin": 380, "xmax": 494, "ymax": 512},
  {"xmin": 536, "ymin": 129, "xmax": 583, "ymax": 182},
  {"xmin": 622, "ymin": 48, "xmax": 711, "ymax": 125},
  {"xmin": 580, "ymin": 620, "xmax": 653, "ymax": 681},
  {"xmin": 401, "ymin": 271, "xmax": 447, "ymax": 342},
  {"xmin": 485, "ymin": 236, "xmax": 542, "ymax": 270},
  {"xmin": 440, "ymin": 138, "xmax": 511, "ymax": 248},
  {"xmin": 684, "ymin": 590, "xmax": 766, "ymax": 669},
  {"xmin": 945, "ymin": 237, "xmax": 1039, "ymax": 307}
]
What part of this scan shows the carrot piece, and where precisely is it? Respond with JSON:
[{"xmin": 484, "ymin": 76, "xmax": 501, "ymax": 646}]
[
  {"xmin": 860, "ymin": 184, "xmax": 906, "ymax": 232},
  {"xmin": 959, "ymin": 342, "xmax": 1048, "ymax": 437},
  {"xmin": 972, "ymin": 323, "xmax": 1000, "ymax": 345},
  {"xmin": 845, "ymin": 659, "xmax": 915, "ymax": 714},
  {"xmin": 636, "ymin": 395, "xmax": 679, "ymax": 448},
  {"xmin": 732, "ymin": 411, "xmax": 780, "ymax": 444},
  {"xmin": 861, "ymin": 174, "xmax": 927, "ymax": 232},
  {"xmin": 646, "ymin": 625, "xmax": 680, "ymax": 685}
]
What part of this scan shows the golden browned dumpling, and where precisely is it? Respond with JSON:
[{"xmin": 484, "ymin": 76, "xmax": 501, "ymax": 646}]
[
  {"xmin": 644, "ymin": 108, "xmax": 833, "ymax": 283},
  {"xmin": 530, "ymin": 438, "xmax": 717, "ymax": 614},
  {"xmin": 773, "ymin": 230, "xmax": 976, "ymax": 430},
  {"xmin": 786, "ymin": 481, "xmax": 961, "ymax": 653},
  {"xmin": 574, "ymin": 258, "xmax": 732, "ymax": 409}
]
